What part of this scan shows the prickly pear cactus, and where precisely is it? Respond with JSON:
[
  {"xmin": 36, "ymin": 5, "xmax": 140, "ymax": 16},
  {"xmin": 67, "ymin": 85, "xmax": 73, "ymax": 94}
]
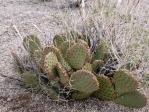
[
  {"xmin": 53, "ymin": 34, "xmax": 66, "ymax": 49},
  {"xmin": 82, "ymin": 63, "xmax": 92, "ymax": 71},
  {"xmin": 23, "ymin": 35, "xmax": 41, "ymax": 55},
  {"xmin": 43, "ymin": 45, "xmax": 62, "ymax": 61},
  {"xmin": 114, "ymin": 91, "xmax": 147, "ymax": 108},
  {"xmin": 59, "ymin": 41, "xmax": 75, "ymax": 58},
  {"xmin": 92, "ymin": 60, "xmax": 104, "ymax": 73},
  {"xmin": 53, "ymin": 31, "xmax": 78, "ymax": 49},
  {"xmin": 33, "ymin": 50, "xmax": 44, "ymax": 70},
  {"xmin": 70, "ymin": 70, "xmax": 99, "ymax": 93},
  {"xmin": 22, "ymin": 71, "xmax": 40, "ymax": 90},
  {"xmin": 77, "ymin": 39, "xmax": 90, "ymax": 62},
  {"xmin": 72, "ymin": 91, "xmax": 92, "ymax": 100},
  {"xmin": 93, "ymin": 76, "xmax": 116, "ymax": 100},
  {"xmin": 113, "ymin": 70, "xmax": 138, "ymax": 95},
  {"xmin": 59, "ymin": 58, "xmax": 73, "ymax": 75},
  {"xmin": 66, "ymin": 43, "xmax": 87, "ymax": 70},
  {"xmin": 77, "ymin": 33, "xmax": 91, "ymax": 47},
  {"xmin": 12, "ymin": 32, "xmax": 147, "ymax": 109},
  {"xmin": 56, "ymin": 62, "xmax": 69, "ymax": 85},
  {"xmin": 41, "ymin": 85, "xmax": 59, "ymax": 100},
  {"xmin": 44, "ymin": 52, "xmax": 58, "ymax": 78},
  {"xmin": 92, "ymin": 43, "xmax": 109, "ymax": 62}
]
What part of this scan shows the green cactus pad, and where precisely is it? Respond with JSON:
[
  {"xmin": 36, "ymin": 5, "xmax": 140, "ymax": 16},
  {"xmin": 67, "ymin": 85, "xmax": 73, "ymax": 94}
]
[
  {"xmin": 93, "ymin": 76, "xmax": 116, "ymax": 100},
  {"xmin": 92, "ymin": 43, "xmax": 109, "ymax": 62},
  {"xmin": 50, "ymin": 78, "xmax": 60, "ymax": 90},
  {"xmin": 43, "ymin": 45, "xmax": 62, "ymax": 61},
  {"xmin": 23, "ymin": 35, "xmax": 41, "ymax": 54},
  {"xmin": 92, "ymin": 60, "xmax": 104, "ymax": 73},
  {"xmin": 41, "ymin": 85, "xmax": 59, "ymax": 100},
  {"xmin": 113, "ymin": 70, "xmax": 138, "ymax": 95},
  {"xmin": 11, "ymin": 50, "xmax": 24, "ymax": 74},
  {"xmin": 46, "ymin": 88, "xmax": 59, "ymax": 100},
  {"xmin": 72, "ymin": 91, "xmax": 91, "ymax": 100},
  {"xmin": 59, "ymin": 41, "xmax": 75, "ymax": 58},
  {"xmin": 66, "ymin": 43, "xmax": 87, "ymax": 70},
  {"xmin": 77, "ymin": 33, "xmax": 91, "ymax": 47},
  {"xmin": 114, "ymin": 91, "xmax": 147, "ymax": 108},
  {"xmin": 77, "ymin": 39, "xmax": 90, "ymax": 62},
  {"xmin": 22, "ymin": 72, "xmax": 39, "ymax": 90},
  {"xmin": 70, "ymin": 70, "xmax": 99, "ymax": 93},
  {"xmin": 53, "ymin": 31, "xmax": 78, "ymax": 48},
  {"xmin": 56, "ymin": 62, "xmax": 69, "ymax": 85},
  {"xmin": 44, "ymin": 52, "xmax": 58, "ymax": 78},
  {"xmin": 82, "ymin": 63, "xmax": 92, "ymax": 71},
  {"xmin": 60, "ymin": 59, "xmax": 73, "ymax": 75},
  {"xmin": 33, "ymin": 50, "xmax": 44, "ymax": 70},
  {"xmin": 53, "ymin": 34, "xmax": 66, "ymax": 49}
]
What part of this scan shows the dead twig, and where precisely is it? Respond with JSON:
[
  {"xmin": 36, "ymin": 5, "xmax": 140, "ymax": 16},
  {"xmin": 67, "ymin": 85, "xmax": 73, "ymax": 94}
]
[{"xmin": 13, "ymin": 24, "xmax": 23, "ymax": 40}]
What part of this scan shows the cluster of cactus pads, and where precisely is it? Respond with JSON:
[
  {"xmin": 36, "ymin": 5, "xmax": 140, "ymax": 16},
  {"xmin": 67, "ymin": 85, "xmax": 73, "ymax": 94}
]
[{"xmin": 12, "ymin": 32, "xmax": 147, "ymax": 109}]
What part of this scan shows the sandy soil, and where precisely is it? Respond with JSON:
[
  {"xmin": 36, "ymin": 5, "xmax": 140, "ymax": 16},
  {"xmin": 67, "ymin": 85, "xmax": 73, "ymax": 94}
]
[{"xmin": 0, "ymin": 0, "xmax": 149, "ymax": 111}]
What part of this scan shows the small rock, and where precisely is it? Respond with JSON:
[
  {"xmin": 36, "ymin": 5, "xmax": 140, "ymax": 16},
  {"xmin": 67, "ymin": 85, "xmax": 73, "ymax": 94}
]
[{"xmin": 7, "ymin": 98, "xmax": 11, "ymax": 102}]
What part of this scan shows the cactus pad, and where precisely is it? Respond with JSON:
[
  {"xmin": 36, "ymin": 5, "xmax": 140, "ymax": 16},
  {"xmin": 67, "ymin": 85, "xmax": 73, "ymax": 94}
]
[
  {"xmin": 56, "ymin": 62, "xmax": 69, "ymax": 85},
  {"xmin": 92, "ymin": 60, "xmax": 104, "ymax": 73},
  {"xmin": 77, "ymin": 33, "xmax": 91, "ymax": 47},
  {"xmin": 70, "ymin": 70, "xmax": 99, "ymax": 93},
  {"xmin": 59, "ymin": 41, "xmax": 75, "ymax": 58},
  {"xmin": 60, "ymin": 59, "xmax": 73, "ymax": 75},
  {"xmin": 23, "ymin": 35, "xmax": 41, "ymax": 54},
  {"xmin": 53, "ymin": 31, "xmax": 78, "ymax": 48},
  {"xmin": 66, "ymin": 43, "xmax": 87, "ymax": 70},
  {"xmin": 41, "ymin": 85, "xmax": 59, "ymax": 100},
  {"xmin": 72, "ymin": 91, "xmax": 91, "ymax": 100},
  {"xmin": 93, "ymin": 76, "xmax": 116, "ymax": 100},
  {"xmin": 22, "ymin": 72, "xmax": 39, "ymax": 90},
  {"xmin": 113, "ymin": 70, "xmax": 138, "ymax": 95},
  {"xmin": 33, "ymin": 50, "xmax": 44, "ymax": 70},
  {"xmin": 77, "ymin": 39, "xmax": 90, "ymax": 62},
  {"xmin": 82, "ymin": 63, "xmax": 92, "ymax": 71},
  {"xmin": 50, "ymin": 78, "xmax": 60, "ymax": 90},
  {"xmin": 44, "ymin": 52, "xmax": 58, "ymax": 78},
  {"xmin": 92, "ymin": 43, "xmax": 109, "ymax": 62},
  {"xmin": 53, "ymin": 34, "xmax": 66, "ymax": 49},
  {"xmin": 43, "ymin": 46, "xmax": 62, "ymax": 61},
  {"xmin": 114, "ymin": 91, "xmax": 147, "ymax": 108}
]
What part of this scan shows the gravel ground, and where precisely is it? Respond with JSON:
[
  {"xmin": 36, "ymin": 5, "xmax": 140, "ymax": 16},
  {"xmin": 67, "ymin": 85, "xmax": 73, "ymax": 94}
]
[{"xmin": 0, "ymin": 0, "xmax": 149, "ymax": 111}]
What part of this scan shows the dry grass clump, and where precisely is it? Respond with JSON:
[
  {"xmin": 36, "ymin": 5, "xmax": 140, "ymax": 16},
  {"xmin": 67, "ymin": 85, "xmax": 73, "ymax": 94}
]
[{"xmin": 51, "ymin": 0, "xmax": 149, "ymax": 87}]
